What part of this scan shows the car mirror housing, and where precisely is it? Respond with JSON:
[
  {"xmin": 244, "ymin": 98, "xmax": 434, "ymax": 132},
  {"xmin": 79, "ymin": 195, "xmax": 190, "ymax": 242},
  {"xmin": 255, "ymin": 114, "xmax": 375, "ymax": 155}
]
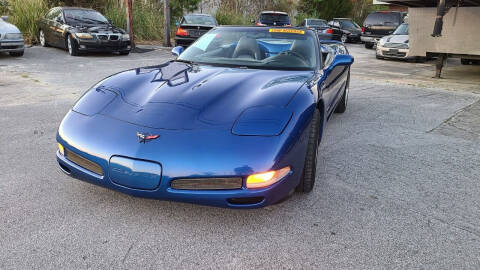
[
  {"xmin": 171, "ymin": 46, "xmax": 184, "ymax": 57},
  {"xmin": 1, "ymin": 16, "xmax": 8, "ymax": 22},
  {"xmin": 331, "ymin": 54, "xmax": 354, "ymax": 67}
]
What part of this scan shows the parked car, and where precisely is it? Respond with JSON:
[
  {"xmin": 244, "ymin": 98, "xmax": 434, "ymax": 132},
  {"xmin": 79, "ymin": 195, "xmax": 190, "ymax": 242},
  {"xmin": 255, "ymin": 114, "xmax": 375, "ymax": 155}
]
[
  {"xmin": 56, "ymin": 26, "xmax": 354, "ymax": 208},
  {"xmin": 297, "ymin": 18, "xmax": 342, "ymax": 41},
  {"xmin": 254, "ymin": 11, "xmax": 291, "ymax": 26},
  {"xmin": 361, "ymin": 11, "xmax": 406, "ymax": 49},
  {"xmin": 0, "ymin": 16, "xmax": 24, "ymax": 57},
  {"xmin": 376, "ymin": 23, "xmax": 410, "ymax": 60},
  {"xmin": 38, "ymin": 7, "xmax": 131, "ymax": 56},
  {"xmin": 174, "ymin": 14, "xmax": 217, "ymax": 47},
  {"xmin": 328, "ymin": 18, "xmax": 362, "ymax": 43}
]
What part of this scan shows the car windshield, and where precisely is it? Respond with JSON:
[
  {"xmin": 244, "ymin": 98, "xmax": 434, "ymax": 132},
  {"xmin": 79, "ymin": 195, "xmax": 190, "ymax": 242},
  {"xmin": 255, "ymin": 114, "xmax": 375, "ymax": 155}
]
[
  {"xmin": 340, "ymin": 20, "xmax": 360, "ymax": 30},
  {"xmin": 183, "ymin": 15, "xmax": 216, "ymax": 26},
  {"xmin": 64, "ymin": 9, "xmax": 108, "ymax": 24},
  {"xmin": 308, "ymin": 19, "xmax": 327, "ymax": 27},
  {"xmin": 178, "ymin": 27, "xmax": 317, "ymax": 71},
  {"xmin": 393, "ymin": 23, "xmax": 408, "ymax": 35}
]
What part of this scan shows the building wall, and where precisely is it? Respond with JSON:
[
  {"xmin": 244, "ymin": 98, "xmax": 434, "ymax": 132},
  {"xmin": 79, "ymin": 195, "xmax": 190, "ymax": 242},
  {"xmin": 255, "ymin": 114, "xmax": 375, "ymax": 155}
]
[{"xmin": 408, "ymin": 7, "xmax": 480, "ymax": 56}]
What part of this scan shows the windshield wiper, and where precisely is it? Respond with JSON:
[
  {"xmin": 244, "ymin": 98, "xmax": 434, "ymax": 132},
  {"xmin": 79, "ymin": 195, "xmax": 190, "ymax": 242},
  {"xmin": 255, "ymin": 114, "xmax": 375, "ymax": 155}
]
[{"xmin": 174, "ymin": 59, "xmax": 195, "ymax": 65}]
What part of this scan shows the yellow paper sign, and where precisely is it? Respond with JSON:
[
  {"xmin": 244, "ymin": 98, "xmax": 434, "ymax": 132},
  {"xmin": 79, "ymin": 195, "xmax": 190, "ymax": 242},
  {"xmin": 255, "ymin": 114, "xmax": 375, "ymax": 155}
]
[{"xmin": 269, "ymin": 29, "xmax": 305, "ymax": 34}]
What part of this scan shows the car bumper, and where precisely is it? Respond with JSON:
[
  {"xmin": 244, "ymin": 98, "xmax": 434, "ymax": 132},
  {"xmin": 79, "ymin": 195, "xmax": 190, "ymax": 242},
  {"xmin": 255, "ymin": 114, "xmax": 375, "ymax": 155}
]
[
  {"xmin": 174, "ymin": 36, "xmax": 197, "ymax": 47},
  {"xmin": 76, "ymin": 39, "xmax": 131, "ymax": 52},
  {"xmin": 377, "ymin": 45, "xmax": 410, "ymax": 59},
  {"xmin": 317, "ymin": 33, "xmax": 334, "ymax": 41},
  {"xmin": 347, "ymin": 34, "xmax": 361, "ymax": 42},
  {"xmin": 0, "ymin": 40, "xmax": 24, "ymax": 52}
]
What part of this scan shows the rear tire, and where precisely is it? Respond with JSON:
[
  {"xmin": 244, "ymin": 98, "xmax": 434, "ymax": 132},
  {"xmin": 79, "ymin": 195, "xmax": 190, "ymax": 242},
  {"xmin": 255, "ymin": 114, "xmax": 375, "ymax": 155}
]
[
  {"xmin": 67, "ymin": 35, "xmax": 79, "ymax": 56},
  {"xmin": 296, "ymin": 109, "xmax": 321, "ymax": 193},
  {"xmin": 39, "ymin": 30, "xmax": 48, "ymax": 47},
  {"xmin": 365, "ymin": 42, "xmax": 374, "ymax": 49},
  {"xmin": 9, "ymin": 51, "xmax": 24, "ymax": 57}
]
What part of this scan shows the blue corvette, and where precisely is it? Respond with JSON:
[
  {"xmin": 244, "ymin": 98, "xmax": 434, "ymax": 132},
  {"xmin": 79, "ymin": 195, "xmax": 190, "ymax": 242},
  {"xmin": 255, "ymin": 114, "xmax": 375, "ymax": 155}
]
[{"xmin": 56, "ymin": 26, "xmax": 353, "ymax": 208}]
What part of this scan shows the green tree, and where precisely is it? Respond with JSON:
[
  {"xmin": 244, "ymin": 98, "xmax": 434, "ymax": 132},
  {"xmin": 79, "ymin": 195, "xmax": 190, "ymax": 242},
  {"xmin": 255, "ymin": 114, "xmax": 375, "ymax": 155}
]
[
  {"xmin": 170, "ymin": 0, "xmax": 201, "ymax": 22},
  {"xmin": 298, "ymin": 0, "xmax": 353, "ymax": 21}
]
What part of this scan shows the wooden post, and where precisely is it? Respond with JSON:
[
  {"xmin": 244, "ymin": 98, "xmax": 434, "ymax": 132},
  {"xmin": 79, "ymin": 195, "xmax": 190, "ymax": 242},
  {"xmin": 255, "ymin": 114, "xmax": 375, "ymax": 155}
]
[
  {"xmin": 125, "ymin": 0, "xmax": 135, "ymax": 49},
  {"xmin": 163, "ymin": 0, "xmax": 171, "ymax": 47}
]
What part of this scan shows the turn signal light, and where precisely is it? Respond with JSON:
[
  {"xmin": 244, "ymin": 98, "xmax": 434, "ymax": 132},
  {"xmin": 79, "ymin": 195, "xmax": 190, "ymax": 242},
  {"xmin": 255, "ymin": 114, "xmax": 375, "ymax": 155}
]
[
  {"xmin": 176, "ymin": 27, "xmax": 188, "ymax": 36},
  {"xmin": 58, "ymin": 143, "xmax": 64, "ymax": 156},
  {"xmin": 246, "ymin": 166, "xmax": 291, "ymax": 189}
]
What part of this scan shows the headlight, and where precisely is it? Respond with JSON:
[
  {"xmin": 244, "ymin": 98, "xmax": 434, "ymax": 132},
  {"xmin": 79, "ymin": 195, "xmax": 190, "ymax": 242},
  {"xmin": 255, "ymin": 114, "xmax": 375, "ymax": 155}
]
[
  {"xmin": 74, "ymin": 33, "xmax": 93, "ymax": 39},
  {"xmin": 122, "ymin": 34, "xmax": 130, "ymax": 41},
  {"xmin": 379, "ymin": 38, "xmax": 387, "ymax": 46},
  {"xmin": 5, "ymin": 33, "xmax": 23, "ymax": 39}
]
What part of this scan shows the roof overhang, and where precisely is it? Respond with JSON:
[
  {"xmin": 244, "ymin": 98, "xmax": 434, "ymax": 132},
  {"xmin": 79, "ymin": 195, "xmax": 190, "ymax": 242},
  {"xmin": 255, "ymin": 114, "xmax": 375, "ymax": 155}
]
[{"xmin": 380, "ymin": 0, "xmax": 480, "ymax": 7}]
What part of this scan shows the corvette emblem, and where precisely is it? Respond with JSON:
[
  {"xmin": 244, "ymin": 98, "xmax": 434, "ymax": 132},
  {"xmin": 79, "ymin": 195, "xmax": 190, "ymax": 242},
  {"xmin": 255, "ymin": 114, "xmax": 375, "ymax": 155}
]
[{"xmin": 137, "ymin": 132, "xmax": 160, "ymax": 143}]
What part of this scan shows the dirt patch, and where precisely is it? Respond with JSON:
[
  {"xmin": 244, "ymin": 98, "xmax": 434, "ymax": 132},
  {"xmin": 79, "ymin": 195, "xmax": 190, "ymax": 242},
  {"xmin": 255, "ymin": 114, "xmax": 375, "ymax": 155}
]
[{"xmin": 430, "ymin": 99, "xmax": 480, "ymax": 141}]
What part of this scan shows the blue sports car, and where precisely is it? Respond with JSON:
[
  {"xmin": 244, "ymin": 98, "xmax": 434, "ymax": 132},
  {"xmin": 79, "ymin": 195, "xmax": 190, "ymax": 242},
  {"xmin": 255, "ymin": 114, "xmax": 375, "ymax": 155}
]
[{"xmin": 56, "ymin": 26, "xmax": 353, "ymax": 208}]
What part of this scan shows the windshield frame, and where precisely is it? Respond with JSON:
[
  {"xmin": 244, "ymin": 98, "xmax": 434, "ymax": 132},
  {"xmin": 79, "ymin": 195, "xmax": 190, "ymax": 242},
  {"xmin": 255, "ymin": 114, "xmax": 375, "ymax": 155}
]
[{"xmin": 177, "ymin": 27, "xmax": 320, "ymax": 71}]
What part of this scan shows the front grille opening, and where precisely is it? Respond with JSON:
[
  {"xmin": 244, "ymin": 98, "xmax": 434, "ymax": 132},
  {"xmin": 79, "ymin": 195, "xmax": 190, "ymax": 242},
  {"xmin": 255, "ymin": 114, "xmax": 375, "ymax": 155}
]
[
  {"xmin": 228, "ymin": 197, "xmax": 265, "ymax": 205},
  {"xmin": 171, "ymin": 178, "xmax": 242, "ymax": 190},
  {"xmin": 65, "ymin": 149, "xmax": 104, "ymax": 176}
]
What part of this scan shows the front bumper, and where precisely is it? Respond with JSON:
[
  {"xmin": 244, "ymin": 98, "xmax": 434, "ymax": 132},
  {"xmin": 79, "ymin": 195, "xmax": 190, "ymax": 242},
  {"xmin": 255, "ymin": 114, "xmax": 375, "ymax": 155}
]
[
  {"xmin": 361, "ymin": 35, "xmax": 381, "ymax": 44},
  {"xmin": 376, "ymin": 45, "xmax": 410, "ymax": 59},
  {"xmin": 0, "ymin": 39, "xmax": 24, "ymax": 52},
  {"xmin": 76, "ymin": 38, "xmax": 131, "ymax": 52}
]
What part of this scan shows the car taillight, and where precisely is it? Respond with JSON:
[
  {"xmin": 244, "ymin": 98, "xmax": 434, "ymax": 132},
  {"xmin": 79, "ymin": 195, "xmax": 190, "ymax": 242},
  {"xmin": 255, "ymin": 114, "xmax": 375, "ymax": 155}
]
[
  {"xmin": 176, "ymin": 27, "xmax": 188, "ymax": 36},
  {"xmin": 326, "ymin": 28, "xmax": 333, "ymax": 34},
  {"xmin": 361, "ymin": 27, "xmax": 365, "ymax": 33},
  {"xmin": 256, "ymin": 22, "xmax": 266, "ymax": 26}
]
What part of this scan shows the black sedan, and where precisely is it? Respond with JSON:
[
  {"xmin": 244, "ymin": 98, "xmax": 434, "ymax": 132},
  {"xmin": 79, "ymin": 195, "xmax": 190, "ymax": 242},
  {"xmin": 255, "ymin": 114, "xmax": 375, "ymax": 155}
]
[
  {"xmin": 174, "ymin": 14, "xmax": 217, "ymax": 47},
  {"xmin": 297, "ymin": 18, "xmax": 343, "ymax": 41},
  {"xmin": 38, "ymin": 7, "xmax": 131, "ymax": 56},
  {"xmin": 328, "ymin": 18, "xmax": 362, "ymax": 43}
]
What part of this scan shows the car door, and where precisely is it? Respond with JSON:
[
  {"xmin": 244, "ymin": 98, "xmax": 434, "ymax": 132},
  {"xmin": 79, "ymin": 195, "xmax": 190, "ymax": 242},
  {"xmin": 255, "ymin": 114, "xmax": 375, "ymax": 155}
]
[
  {"xmin": 319, "ymin": 43, "xmax": 349, "ymax": 115},
  {"xmin": 42, "ymin": 8, "xmax": 57, "ymax": 45},
  {"xmin": 50, "ymin": 9, "xmax": 66, "ymax": 48}
]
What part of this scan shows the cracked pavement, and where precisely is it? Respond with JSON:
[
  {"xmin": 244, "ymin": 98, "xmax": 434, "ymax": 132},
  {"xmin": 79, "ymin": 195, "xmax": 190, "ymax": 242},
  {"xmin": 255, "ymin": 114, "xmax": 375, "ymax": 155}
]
[{"xmin": 0, "ymin": 45, "xmax": 479, "ymax": 269}]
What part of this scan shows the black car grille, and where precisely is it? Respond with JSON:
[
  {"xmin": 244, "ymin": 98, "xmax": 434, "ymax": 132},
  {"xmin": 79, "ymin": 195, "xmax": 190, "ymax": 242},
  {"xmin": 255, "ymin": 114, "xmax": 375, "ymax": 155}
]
[
  {"xmin": 109, "ymin": 35, "xmax": 119, "ymax": 41},
  {"xmin": 64, "ymin": 149, "xmax": 104, "ymax": 176},
  {"xmin": 97, "ymin": 34, "xmax": 108, "ymax": 40}
]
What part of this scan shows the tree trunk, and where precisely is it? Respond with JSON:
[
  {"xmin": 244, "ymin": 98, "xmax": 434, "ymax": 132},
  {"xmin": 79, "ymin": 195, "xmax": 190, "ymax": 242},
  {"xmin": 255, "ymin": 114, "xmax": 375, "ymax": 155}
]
[{"xmin": 163, "ymin": 0, "xmax": 171, "ymax": 47}]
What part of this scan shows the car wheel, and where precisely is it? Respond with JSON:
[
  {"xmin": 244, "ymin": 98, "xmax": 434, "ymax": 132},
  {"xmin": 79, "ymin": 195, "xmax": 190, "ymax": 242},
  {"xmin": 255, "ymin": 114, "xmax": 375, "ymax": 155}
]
[
  {"xmin": 335, "ymin": 75, "xmax": 349, "ymax": 114},
  {"xmin": 461, "ymin": 58, "xmax": 471, "ymax": 65},
  {"xmin": 67, "ymin": 35, "xmax": 79, "ymax": 56},
  {"xmin": 376, "ymin": 54, "xmax": 383, "ymax": 60},
  {"xmin": 296, "ymin": 108, "xmax": 321, "ymax": 193},
  {"xmin": 9, "ymin": 51, "xmax": 24, "ymax": 57},
  {"xmin": 341, "ymin": 34, "xmax": 348, "ymax": 43},
  {"xmin": 39, "ymin": 30, "xmax": 48, "ymax": 47},
  {"xmin": 365, "ymin": 42, "xmax": 374, "ymax": 49},
  {"xmin": 119, "ymin": 51, "xmax": 130, "ymax": 56}
]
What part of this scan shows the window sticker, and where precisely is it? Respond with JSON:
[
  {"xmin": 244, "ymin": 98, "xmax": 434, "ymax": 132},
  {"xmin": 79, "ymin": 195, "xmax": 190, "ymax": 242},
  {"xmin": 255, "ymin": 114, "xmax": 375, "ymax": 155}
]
[{"xmin": 269, "ymin": 29, "xmax": 305, "ymax": 34}]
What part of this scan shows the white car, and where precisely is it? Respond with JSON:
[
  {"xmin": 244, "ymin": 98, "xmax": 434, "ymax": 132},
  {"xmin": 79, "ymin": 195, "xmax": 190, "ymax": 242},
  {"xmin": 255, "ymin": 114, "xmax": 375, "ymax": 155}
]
[
  {"xmin": 0, "ymin": 16, "xmax": 24, "ymax": 57},
  {"xmin": 376, "ymin": 23, "xmax": 410, "ymax": 60}
]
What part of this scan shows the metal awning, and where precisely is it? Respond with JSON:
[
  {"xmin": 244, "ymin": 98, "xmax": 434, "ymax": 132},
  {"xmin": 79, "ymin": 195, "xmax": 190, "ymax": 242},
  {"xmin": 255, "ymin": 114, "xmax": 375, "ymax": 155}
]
[{"xmin": 381, "ymin": 0, "xmax": 480, "ymax": 7}]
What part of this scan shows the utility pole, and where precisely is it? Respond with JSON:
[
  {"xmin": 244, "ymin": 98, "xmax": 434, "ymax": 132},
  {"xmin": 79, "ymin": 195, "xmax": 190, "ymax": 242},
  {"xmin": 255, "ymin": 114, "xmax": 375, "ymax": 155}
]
[
  {"xmin": 125, "ymin": 0, "xmax": 135, "ymax": 49},
  {"xmin": 163, "ymin": 0, "xmax": 172, "ymax": 47}
]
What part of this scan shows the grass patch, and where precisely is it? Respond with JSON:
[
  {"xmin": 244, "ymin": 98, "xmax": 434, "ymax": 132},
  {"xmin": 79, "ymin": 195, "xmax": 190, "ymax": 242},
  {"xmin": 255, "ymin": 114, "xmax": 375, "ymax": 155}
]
[{"xmin": 7, "ymin": 0, "xmax": 48, "ymax": 43}]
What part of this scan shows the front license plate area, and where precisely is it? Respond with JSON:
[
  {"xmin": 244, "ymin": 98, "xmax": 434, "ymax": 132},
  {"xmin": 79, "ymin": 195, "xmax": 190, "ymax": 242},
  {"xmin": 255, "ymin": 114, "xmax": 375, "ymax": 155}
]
[{"xmin": 109, "ymin": 156, "xmax": 162, "ymax": 190}]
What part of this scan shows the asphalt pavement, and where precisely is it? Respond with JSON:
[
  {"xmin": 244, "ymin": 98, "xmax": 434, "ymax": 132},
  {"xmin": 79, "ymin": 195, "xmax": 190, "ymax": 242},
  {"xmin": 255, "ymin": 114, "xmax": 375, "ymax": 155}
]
[{"xmin": 0, "ymin": 45, "xmax": 479, "ymax": 269}]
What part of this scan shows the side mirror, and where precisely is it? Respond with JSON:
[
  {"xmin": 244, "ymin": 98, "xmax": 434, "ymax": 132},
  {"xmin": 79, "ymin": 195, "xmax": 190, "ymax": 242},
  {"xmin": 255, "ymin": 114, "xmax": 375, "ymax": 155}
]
[
  {"xmin": 55, "ymin": 17, "xmax": 63, "ymax": 23},
  {"xmin": 171, "ymin": 46, "xmax": 184, "ymax": 57},
  {"xmin": 175, "ymin": 21, "xmax": 179, "ymax": 27},
  {"xmin": 1, "ymin": 16, "xmax": 8, "ymax": 22},
  {"xmin": 331, "ymin": 54, "xmax": 354, "ymax": 67}
]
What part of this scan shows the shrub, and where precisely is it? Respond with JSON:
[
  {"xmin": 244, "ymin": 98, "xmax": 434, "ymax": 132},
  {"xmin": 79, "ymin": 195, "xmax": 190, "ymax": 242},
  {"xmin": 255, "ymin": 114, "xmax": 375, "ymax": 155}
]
[{"xmin": 8, "ymin": 0, "xmax": 48, "ymax": 43}]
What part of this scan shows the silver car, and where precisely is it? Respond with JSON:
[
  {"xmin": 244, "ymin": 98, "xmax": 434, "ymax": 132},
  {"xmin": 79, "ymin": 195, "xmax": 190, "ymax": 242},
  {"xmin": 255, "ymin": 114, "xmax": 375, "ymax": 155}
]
[{"xmin": 0, "ymin": 16, "xmax": 25, "ymax": 56}]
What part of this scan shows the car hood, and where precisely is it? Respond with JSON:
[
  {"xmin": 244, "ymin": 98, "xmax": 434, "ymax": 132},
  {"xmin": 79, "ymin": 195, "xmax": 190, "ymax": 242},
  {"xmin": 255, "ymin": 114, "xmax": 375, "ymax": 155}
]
[
  {"xmin": 0, "ymin": 20, "xmax": 21, "ymax": 34},
  {"xmin": 71, "ymin": 24, "xmax": 125, "ymax": 34},
  {"xmin": 383, "ymin": 34, "xmax": 408, "ymax": 44},
  {"xmin": 74, "ymin": 62, "xmax": 313, "ymax": 130}
]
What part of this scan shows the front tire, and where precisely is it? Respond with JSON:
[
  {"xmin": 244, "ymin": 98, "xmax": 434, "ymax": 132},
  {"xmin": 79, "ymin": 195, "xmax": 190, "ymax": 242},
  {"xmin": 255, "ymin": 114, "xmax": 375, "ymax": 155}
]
[
  {"xmin": 67, "ymin": 35, "xmax": 79, "ymax": 56},
  {"xmin": 341, "ymin": 34, "xmax": 348, "ymax": 43},
  {"xmin": 39, "ymin": 30, "xmax": 48, "ymax": 47},
  {"xmin": 119, "ymin": 51, "xmax": 130, "ymax": 55},
  {"xmin": 365, "ymin": 42, "xmax": 374, "ymax": 49},
  {"xmin": 296, "ymin": 109, "xmax": 321, "ymax": 193}
]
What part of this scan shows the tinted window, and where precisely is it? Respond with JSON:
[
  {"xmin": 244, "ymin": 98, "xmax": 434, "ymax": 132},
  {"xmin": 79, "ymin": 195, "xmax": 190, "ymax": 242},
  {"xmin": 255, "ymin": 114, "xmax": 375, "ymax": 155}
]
[
  {"xmin": 260, "ymin": 13, "xmax": 290, "ymax": 23},
  {"xmin": 179, "ymin": 28, "xmax": 317, "ymax": 70},
  {"xmin": 307, "ymin": 19, "xmax": 327, "ymax": 27},
  {"xmin": 183, "ymin": 15, "xmax": 216, "ymax": 26},
  {"xmin": 364, "ymin": 12, "xmax": 401, "ymax": 26},
  {"xmin": 339, "ymin": 20, "xmax": 360, "ymax": 30}
]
